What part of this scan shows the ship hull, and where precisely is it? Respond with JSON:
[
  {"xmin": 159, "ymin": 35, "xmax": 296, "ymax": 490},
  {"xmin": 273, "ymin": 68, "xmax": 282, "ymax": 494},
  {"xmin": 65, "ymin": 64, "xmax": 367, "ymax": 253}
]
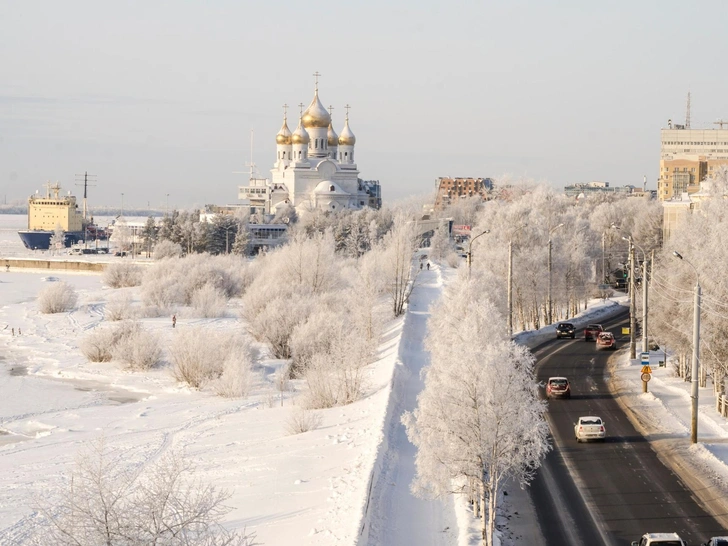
[{"xmin": 18, "ymin": 230, "xmax": 95, "ymax": 250}]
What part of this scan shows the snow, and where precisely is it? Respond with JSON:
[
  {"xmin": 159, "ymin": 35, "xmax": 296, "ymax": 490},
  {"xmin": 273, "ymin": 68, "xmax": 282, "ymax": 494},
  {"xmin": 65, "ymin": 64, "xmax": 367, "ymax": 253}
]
[{"xmin": 3, "ymin": 208, "xmax": 728, "ymax": 545}]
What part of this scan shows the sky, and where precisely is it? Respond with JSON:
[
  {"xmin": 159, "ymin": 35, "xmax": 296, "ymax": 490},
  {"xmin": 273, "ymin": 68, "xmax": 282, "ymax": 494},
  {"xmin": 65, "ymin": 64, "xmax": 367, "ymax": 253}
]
[{"xmin": 2, "ymin": 0, "xmax": 728, "ymax": 209}]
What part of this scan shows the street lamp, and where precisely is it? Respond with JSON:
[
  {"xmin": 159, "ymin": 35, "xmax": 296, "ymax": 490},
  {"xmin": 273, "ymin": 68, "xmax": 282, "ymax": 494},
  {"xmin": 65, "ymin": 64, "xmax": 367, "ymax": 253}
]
[
  {"xmin": 673, "ymin": 250, "xmax": 701, "ymax": 444},
  {"xmin": 547, "ymin": 223, "xmax": 564, "ymax": 325},
  {"xmin": 467, "ymin": 229, "xmax": 490, "ymax": 279},
  {"xmin": 166, "ymin": 194, "xmax": 170, "ymax": 217}
]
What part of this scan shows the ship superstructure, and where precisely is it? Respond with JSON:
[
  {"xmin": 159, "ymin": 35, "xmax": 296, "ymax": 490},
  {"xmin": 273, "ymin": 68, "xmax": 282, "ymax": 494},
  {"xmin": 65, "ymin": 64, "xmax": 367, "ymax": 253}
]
[{"xmin": 18, "ymin": 180, "xmax": 107, "ymax": 250}]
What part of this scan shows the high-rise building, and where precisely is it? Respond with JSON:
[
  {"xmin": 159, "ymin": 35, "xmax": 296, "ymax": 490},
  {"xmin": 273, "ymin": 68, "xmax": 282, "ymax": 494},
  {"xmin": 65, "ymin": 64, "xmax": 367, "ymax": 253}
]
[{"xmin": 658, "ymin": 125, "xmax": 728, "ymax": 201}]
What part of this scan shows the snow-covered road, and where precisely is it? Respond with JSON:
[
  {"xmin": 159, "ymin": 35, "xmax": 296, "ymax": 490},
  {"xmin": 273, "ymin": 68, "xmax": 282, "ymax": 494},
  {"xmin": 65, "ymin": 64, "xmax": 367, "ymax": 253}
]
[{"xmin": 361, "ymin": 265, "xmax": 457, "ymax": 546}]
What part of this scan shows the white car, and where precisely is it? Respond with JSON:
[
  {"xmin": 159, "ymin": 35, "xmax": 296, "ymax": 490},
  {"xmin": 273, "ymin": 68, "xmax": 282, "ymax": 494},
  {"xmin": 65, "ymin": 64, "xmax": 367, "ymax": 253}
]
[
  {"xmin": 574, "ymin": 416, "xmax": 606, "ymax": 442},
  {"xmin": 703, "ymin": 538, "xmax": 728, "ymax": 546},
  {"xmin": 631, "ymin": 532, "xmax": 686, "ymax": 546}
]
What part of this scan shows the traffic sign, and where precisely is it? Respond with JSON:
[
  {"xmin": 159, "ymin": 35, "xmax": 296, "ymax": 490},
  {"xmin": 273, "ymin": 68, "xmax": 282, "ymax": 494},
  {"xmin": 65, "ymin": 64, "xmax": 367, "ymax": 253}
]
[
  {"xmin": 641, "ymin": 351, "xmax": 650, "ymax": 365},
  {"xmin": 641, "ymin": 365, "xmax": 652, "ymax": 374},
  {"xmin": 641, "ymin": 373, "xmax": 651, "ymax": 382},
  {"xmin": 622, "ymin": 327, "xmax": 630, "ymax": 335}
]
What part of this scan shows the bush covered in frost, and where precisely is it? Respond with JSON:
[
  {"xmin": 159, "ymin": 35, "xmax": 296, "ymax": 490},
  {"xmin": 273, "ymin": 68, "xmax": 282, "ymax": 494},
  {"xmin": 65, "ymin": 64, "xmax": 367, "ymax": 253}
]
[
  {"xmin": 103, "ymin": 262, "xmax": 142, "ymax": 288},
  {"xmin": 153, "ymin": 239, "xmax": 183, "ymax": 260},
  {"xmin": 80, "ymin": 321, "xmax": 161, "ymax": 370},
  {"xmin": 104, "ymin": 292, "xmax": 135, "ymax": 321},
  {"xmin": 170, "ymin": 328, "xmax": 253, "ymax": 391},
  {"xmin": 38, "ymin": 282, "xmax": 78, "ymax": 314}
]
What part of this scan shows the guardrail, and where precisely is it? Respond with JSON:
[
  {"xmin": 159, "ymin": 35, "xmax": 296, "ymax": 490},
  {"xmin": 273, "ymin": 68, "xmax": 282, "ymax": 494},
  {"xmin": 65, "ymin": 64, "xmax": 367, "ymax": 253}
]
[{"xmin": 2, "ymin": 258, "xmax": 105, "ymax": 272}]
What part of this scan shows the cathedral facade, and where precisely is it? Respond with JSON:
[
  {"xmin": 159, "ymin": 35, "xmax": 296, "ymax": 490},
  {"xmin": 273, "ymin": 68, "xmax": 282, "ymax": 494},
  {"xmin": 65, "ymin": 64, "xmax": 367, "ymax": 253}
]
[{"xmin": 239, "ymin": 80, "xmax": 380, "ymax": 215}]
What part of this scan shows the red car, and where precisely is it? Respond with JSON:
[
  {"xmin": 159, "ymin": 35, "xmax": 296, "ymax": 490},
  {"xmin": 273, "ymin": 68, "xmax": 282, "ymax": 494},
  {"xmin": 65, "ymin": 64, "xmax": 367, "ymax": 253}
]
[
  {"xmin": 546, "ymin": 377, "xmax": 571, "ymax": 399},
  {"xmin": 584, "ymin": 324, "xmax": 604, "ymax": 341},
  {"xmin": 596, "ymin": 331, "xmax": 616, "ymax": 350}
]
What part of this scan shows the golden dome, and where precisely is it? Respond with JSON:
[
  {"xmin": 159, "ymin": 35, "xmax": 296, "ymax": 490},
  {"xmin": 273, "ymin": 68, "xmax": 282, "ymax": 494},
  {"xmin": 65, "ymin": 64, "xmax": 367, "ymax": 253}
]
[
  {"xmin": 338, "ymin": 118, "xmax": 356, "ymax": 146},
  {"xmin": 292, "ymin": 118, "xmax": 310, "ymax": 145},
  {"xmin": 302, "ymin": 90, "xmax": 331, "ymax": 129},
  {"xmin": 276, "ymin": 117, "xmax": 292, "ymax": 145},
  {"xmin": 327, "ymin": 123, "xmax": 339, "ymax": 147}
]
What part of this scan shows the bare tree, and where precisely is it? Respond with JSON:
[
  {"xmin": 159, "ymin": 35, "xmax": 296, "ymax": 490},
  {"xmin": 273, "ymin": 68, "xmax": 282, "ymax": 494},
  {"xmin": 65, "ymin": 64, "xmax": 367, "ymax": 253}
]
[{"xmin": 26, "ymin": 437, "xmax": 256, "ymax": 545}]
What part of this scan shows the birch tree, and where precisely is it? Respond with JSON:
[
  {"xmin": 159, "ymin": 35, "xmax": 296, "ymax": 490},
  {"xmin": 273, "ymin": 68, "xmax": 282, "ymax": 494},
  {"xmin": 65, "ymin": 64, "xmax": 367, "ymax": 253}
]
[
  {"xmin": 380, "ymin": 214, "xmax": 419, "ymax": 317},
  {"xmin": 403, "ymin": 279, "xmax": 550, "ymax": 546}
]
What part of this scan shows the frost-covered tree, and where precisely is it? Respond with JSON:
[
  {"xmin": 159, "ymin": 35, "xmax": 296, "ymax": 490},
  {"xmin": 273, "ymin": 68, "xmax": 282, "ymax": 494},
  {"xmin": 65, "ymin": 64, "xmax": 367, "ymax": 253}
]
[
  {"xmin": 49, "ymin": 224, "xmax": 65, "ymax": 253},
  {"xmin": 141, "ymin": 216, "xmax": 157, "ymax": 258},
  {"xmin": 403, "ymin": 279, "xmax": 550, "ymax": 545},
  {"xmin": 27, "ymin": 438, "xmax": 255, "ymax": 545},
  {"xmin": 380, "ymin": 213, "xmax": 419, "ymax": 317},
  {"xmin": 650, "ymin": 177, "xmax": 728, "ymax": 392}
]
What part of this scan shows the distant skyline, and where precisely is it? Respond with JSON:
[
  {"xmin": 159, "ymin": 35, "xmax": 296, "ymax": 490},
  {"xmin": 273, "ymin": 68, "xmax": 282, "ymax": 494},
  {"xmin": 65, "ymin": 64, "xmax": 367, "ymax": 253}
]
[{"xmin": 2, "ymin": 1, "xmax": 728, "ymax": 209}]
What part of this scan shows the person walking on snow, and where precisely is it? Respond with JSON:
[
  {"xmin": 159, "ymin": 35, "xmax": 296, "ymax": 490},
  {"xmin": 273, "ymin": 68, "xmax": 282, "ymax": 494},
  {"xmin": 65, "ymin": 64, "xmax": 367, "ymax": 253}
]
[
  {"xmin": 426, "ymin": 262, "xmax": 430, "ymax": 270},
  {"xmin": 172, "ymin": 314, "xmax": 177, "ymax": 328}
]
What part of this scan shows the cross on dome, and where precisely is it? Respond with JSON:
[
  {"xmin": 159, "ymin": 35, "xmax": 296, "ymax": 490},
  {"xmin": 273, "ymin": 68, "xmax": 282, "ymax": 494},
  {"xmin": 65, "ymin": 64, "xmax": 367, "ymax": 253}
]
[
  {"xmin": 344, "ymin": 104, "xmax": 351, "ymax": 121},
  {"xmin": 313, "ymin": 71, "xmax": 321, "ymax": 91}
]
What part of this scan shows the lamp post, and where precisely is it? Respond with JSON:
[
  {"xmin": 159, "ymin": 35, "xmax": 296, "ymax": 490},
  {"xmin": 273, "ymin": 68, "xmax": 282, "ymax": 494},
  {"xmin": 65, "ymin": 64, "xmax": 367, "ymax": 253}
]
[
  {"xmin": 625, "ymin": 236, "xmax": 637, "ymax": 359},
  {"xmin": 166, "ymin": 194, "xmax": 170, "ymax": 217},
  {"xmin": 467, "ymin": 229, "xmax": 490, "ymax": 279},
  {"xmin": 673, "ymin": 251, "xmax": 701, "ymax": 444},
  {"xmin": 121, "ymin": 193, "xmax": 124, "ymax": 218},
  {"xmin": 547, "ymin": 223, "xmax": 564, "ymax": 325}
]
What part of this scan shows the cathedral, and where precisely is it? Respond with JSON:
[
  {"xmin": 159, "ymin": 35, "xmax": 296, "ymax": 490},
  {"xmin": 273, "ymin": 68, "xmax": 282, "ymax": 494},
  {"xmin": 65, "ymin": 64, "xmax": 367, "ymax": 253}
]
[{"xmin": 238, "ymin": 77, "xmax": 381, "ymax": 215}]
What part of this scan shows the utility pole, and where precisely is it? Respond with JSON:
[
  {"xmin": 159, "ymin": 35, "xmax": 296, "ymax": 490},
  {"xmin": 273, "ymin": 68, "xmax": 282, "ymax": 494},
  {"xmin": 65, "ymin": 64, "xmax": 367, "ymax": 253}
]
[
  {"xmin": 508, "ymin": 239, "xmax": 513, "ymax": 337},
  {"xmin": 629, "ymin": 238, "xmax": 636, "ymax": 360},
  {"xmin": 547, "ymin": 223, "xmax": 564, "ymax": 325},
  {"xmin": 601, "ymin": 231, "xmax": 606, "ymax": 283},
  {"xmin": 166, "ymin": 194, "xmax": 170, "ymax": 217},
  {"xmin": 673, "ymin": 251, "xmax": 701, "ymax": 444},
  {"xmin": 642, "ymin": 256, "xmax": 649, "ymax": 354},
  {"xmin": 75, "ymin": 171, "xmax": 97, "ymax": 249}
]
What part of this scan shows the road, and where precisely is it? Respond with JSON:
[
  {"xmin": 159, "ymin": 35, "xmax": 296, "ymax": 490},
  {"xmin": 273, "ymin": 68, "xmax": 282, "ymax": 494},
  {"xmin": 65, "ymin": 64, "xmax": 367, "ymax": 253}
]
[{"xmin": 529, "ymin": 311, "xmax": 726, "ymax": 545}]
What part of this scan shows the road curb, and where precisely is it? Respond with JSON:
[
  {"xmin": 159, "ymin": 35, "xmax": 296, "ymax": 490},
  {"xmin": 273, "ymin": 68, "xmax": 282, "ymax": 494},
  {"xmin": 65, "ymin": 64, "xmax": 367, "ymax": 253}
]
[{"xmin": 606, "ymin": 353, "xmax": 728, "ymax": 530}]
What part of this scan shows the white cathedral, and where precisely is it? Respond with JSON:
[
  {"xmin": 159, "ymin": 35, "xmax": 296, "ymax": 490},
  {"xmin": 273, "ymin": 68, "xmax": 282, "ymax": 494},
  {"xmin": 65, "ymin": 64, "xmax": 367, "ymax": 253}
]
[{"xmin": 238, "ymin": 80, "xmax": 381, "ymax": 215}]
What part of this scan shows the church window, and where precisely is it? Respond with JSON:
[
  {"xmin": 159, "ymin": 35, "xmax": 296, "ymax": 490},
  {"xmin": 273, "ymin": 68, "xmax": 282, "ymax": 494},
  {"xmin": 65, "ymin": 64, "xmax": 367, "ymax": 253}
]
[
  {"xmin": 315, "ymin": 140, "xmax": 318, "ymax": 149},
  {"xmin": 345, "ymin": 152, "xmax": 348, "ymax": 158},
  {"xmin": 330, "ymin": 185, "xmax": 335, "ymax": 192}
]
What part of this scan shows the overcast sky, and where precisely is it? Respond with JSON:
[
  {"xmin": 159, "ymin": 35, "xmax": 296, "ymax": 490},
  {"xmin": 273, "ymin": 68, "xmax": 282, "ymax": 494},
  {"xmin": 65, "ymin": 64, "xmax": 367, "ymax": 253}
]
[{"xmin": 2, "ymin": 1, "xmax": 727, "ymax": 210}]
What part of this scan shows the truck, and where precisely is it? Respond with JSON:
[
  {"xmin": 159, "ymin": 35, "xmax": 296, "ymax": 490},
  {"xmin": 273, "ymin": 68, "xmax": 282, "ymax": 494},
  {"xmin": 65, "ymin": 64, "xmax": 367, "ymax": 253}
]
[{"xmin": 584, "ymin": 324, "xmax": 604, "ymax": 341}]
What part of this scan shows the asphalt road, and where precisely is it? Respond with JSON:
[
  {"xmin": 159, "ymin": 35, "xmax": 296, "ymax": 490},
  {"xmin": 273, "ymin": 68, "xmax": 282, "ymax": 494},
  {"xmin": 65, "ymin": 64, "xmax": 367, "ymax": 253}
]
[{"xmin": 528, "ymin": 311, "xmax": 726, "ymax": 545}]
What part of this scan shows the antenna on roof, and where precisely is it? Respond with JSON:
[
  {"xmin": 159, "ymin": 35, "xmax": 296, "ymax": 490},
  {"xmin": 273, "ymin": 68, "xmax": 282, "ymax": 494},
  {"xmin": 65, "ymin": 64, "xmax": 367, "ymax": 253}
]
[
  {"xmin": 715, "ymin": 119, "xmax": 728, "ymax": 129},
  {"xmin": 685, "ymin": 91, "xmax": 691, "ymax": 129}
]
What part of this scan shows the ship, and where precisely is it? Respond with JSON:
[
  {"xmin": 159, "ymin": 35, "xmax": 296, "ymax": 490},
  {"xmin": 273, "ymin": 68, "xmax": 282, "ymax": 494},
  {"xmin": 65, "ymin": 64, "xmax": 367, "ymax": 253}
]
[{"xmin": 17, "ymin": 178, "xmax": 108, "ymax": 250}]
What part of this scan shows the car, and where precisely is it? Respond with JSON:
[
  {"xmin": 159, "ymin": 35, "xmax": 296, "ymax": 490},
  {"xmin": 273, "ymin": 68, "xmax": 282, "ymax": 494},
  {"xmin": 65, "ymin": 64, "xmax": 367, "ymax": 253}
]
[
  {"xmin": 631, "ymin": 532, "xmax": 686, "ymax": 546},
  {"xmin": 555, "ymin": 322, "xmax": 576, "ymax": 339},
  {"xmin": 596, "ymin": 331, "xmax": 617, "ymax": 350},
  {"xmin": 41, "ymin": 276, "xmax": 60, "ymax": 282},
  {"xmin": 703, "ymin": 538, "xmax": 728, "ymax": 546},
  {"xmin": 546, "ymin": 377, "xmax": 571, "ymax": 399},
  {"xmin": 574, "ymin": 416, "xmax": 606, "ymax": 442},
  {"xmin": 584, "ymin": 323, "xmax": 604, "ymax": 341}
]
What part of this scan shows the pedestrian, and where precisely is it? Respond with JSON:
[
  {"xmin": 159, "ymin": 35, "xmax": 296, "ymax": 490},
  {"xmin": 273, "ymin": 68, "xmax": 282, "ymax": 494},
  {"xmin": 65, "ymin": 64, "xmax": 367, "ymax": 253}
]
[
  {"xmin": 420, "ymin": 262, "xmax": 423, "ymax": 270},
  {"xmin": 11, "ymin": 328, "xmax": 14, "ymax": 337},
  {"xmin": 426, "ymin": 262, "xmax": 430, "ymax": 270},
  {"xmin": 18, "ymin": 328, "xmax": 21, "ymax": 335},
  {"xmin": 172, "ymin": 314, "xmax": 177, "ymax": 328}
]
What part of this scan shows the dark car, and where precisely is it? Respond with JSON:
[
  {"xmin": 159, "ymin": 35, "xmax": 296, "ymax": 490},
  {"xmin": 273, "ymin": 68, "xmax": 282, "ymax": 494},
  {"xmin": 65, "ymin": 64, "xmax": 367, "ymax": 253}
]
[{"xmin": 555, "ymin": 322, "xmax": 576, "ymax": 339}]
